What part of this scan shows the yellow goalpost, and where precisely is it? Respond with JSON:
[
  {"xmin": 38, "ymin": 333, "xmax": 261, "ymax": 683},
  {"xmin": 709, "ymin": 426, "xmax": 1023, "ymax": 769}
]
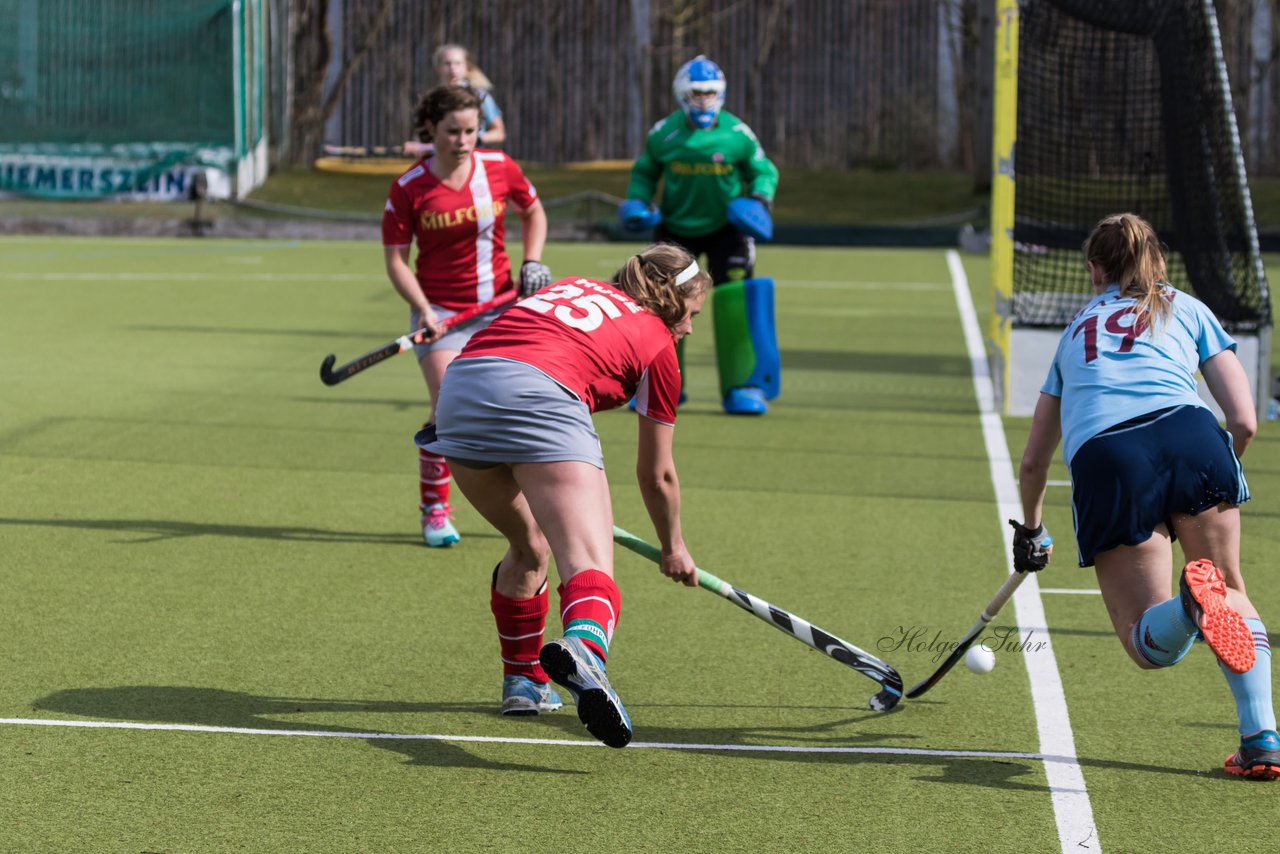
[{"xmin": 988, "ymin": 0, "xmax": 1018, "ymax": 413}]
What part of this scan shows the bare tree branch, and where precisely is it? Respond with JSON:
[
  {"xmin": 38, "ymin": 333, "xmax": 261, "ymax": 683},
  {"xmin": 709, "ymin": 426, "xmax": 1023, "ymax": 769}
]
[{"xmin": 322, "ymin": 0, "xmax": 398, "ymax": 121}]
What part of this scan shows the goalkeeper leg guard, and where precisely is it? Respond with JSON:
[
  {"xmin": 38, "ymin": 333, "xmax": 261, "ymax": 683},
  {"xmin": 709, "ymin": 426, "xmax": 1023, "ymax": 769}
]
[{"xmin": 713, "ymin": 278, "xmax": 780, "ymax": 412}]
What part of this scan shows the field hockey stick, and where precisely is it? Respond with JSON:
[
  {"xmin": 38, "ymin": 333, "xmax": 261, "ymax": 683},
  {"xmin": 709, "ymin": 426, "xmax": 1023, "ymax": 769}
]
[
  {"xmin": 612, "ymin": 526, "xmax": 904, "ymax": 711},
  {"xmin": 904, "ymin": 570, "xmax": 1028, "ymax": 699},
  {"xmin": 319, "ymin": 291, "xmax": 518, "ymax": 386}
]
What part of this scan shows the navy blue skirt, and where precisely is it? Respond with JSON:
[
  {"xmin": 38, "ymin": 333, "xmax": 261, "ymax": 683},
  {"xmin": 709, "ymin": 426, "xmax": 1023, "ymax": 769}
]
[{"xmin": 1069, "ymin": 405, "xmax": 1248, "ymax": 567}]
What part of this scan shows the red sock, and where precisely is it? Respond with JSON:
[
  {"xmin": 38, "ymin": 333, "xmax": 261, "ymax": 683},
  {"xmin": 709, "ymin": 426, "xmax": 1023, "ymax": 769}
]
[
  {"xmin": 418, "ymin": 444, "xmax": 451, "ymax": 509},
  {"xmin": 558, "ymin": 569, "xmax": 621, "ymax": 662},
  {"xmin": 491, "ymin": 580, "xmax": 551, "ymax": 682}
]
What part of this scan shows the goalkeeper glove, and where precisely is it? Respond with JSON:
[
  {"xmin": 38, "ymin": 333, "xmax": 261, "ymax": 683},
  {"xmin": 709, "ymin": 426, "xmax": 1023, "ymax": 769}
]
[
  {"xmin": 726, "ymin": 196, "xmax": 773, "ymax": 241},
  {"xmin": 519, "ymin": 261, "xmax": 552, "ymax": 296},
  {"xmin": 618, "ymin": 199, "xmax": 661, "ymax": 231},
  {"xmin": 1009, "ymin": 520, "xmax": 1053, "ymax": 573}
]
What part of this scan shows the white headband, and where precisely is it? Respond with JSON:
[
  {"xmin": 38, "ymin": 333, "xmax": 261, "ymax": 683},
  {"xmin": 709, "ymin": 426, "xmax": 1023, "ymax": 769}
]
[{"xmin": 674, "ymin": 260, "xmax": 701, "ymax": 286}]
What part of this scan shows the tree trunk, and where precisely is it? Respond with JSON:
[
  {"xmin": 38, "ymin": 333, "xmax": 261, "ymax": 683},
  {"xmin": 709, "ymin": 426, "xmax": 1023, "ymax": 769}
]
[{"xmin": 288, "ymin": 0, "xmax": 332, "ymax": 165}]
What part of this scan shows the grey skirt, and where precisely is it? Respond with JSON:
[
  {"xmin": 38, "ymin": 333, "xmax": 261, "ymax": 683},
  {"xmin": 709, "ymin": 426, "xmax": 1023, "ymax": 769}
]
[{"xmin": 416, "ymin": 356, "xmax": 605, "ymax": 469}]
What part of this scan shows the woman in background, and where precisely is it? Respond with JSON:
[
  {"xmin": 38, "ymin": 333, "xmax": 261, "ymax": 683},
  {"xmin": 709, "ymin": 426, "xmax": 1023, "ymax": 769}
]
[
  {"xmin": 404, "ymin": 43, "xmax": 505, "ymax": 157},
  {"xmin": 383, "ymin": 84, "xmax": 549, "ymax": 548}
]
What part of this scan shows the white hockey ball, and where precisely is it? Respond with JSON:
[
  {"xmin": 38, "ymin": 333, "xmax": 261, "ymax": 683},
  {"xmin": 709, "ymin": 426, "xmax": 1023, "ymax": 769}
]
[{"xmin": 964, "ymin": 644, "xmax": 996, "ymax": 674}]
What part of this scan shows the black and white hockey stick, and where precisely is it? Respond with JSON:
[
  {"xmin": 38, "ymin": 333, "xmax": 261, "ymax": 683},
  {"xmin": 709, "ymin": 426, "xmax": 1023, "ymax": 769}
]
[
  {"xmin": 612, "ymin": 526, "xmax": 903, "ymax": 711},
  {"xmin": 904, "ymin": 571, "xmax": 1028, "ymax": 699},
  {"xmin": 319, "ymin": 291, "xmax": 518, "ymax": 386}
]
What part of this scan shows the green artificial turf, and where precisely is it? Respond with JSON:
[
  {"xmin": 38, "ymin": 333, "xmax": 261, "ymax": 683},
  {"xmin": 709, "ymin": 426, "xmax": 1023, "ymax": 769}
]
[{"xmin": 2, "ymin": 237, "xmax": 1278, "ymax": 853}]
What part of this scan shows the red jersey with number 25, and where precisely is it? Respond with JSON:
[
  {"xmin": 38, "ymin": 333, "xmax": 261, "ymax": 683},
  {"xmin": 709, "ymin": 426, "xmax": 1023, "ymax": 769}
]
[
  {"xmin": 458, "ymin": 278, "xmax": 682, "ymax": 425},
  {"xmin": 382, "ymin": 150, "xmax": 538, "ymax": 310}
]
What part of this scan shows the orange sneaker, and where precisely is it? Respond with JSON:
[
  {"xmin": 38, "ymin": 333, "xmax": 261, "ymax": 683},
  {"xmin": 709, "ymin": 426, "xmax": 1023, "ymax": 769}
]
[
  {"xmin": 1179, "ymin": 559, "xmax": 1255, "ymax": 674},
  {"xmin": 1224, "ymin": 730, "xmax": 1280, "ymax": 780}
]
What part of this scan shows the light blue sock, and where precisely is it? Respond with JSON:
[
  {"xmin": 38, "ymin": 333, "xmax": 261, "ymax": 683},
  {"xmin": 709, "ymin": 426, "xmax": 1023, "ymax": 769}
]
[
  {"xmin": 1219, "ymin": 618, "xmax": 1276, "ymax": 737},
  {"xmin": 1131, "ymin": 597, "xmax": 1197, "ymax": 667}
]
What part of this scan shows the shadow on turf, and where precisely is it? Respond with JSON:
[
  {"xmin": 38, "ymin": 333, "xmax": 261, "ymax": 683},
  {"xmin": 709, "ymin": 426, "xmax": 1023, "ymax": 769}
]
[
  {"xmin": 0, "ymin": 516, "xmax": 501, "ymax": 547},
  {"xmin": 609, "ymin": 713, "xmax": 1211, "ymax": 786},
  {"xmin": 291, "ymin": 396, "xmax": 427, "ymax": 412},
  {"xmin": 129, "ymin": 324, "xmax": 391, "ymax": 340},
  {"xmin": 780, "ymin": 348, "xmax": 972, "ymax": 378},
  {"xmin": 34, "ymin": 686, "xmax": 585, "ymax": 775},
  {"xmin": 33, "ymin": 685, "xmax": 1208, "ymax": 785}
]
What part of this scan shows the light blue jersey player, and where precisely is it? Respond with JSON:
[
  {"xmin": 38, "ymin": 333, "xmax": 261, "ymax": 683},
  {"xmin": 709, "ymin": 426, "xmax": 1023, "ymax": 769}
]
[
  {"xmin": 1013, "ymin": 212, "xmax": 1277, "ymax": 780},
  {"xmin": 1045, "ymin": 282, "xmax": 1237, "ymax": 464}
]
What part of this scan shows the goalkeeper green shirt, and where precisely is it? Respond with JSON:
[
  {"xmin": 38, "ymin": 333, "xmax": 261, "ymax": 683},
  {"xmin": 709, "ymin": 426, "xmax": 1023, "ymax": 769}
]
[{"xmin": 626, "ymin": 111, "xmax": 780, "ymax": 238}]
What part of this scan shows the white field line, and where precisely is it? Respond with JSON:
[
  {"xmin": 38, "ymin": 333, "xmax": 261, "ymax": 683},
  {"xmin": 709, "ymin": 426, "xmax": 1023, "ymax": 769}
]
[
  {"xmin": 947, "ymin": 250, "xmax": 1099, "ymax": 852},
  {"xmin": 0, "ymin": 271, "xmax": 373, "ymax": 282},
  {"xmin": 0, "ymin": 271, "xmax": 945, "ymax": 292},
  {"xmin": 778, "ymin": 279, "xmax": 950, "ymax": 291},
  {"xmin": 1040, "ymin": 589, "xmax": 1102, "ymax": 596},
  {"xmin": 0, "ymin": 716, "xmax": 1049, "ymax": 760}
]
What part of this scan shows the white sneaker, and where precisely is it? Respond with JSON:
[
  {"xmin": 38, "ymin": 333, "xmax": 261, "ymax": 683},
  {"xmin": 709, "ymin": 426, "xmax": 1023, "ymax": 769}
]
[{"xmin": 421, "ymin": 503, "xmax": 460, "ymax": 548}]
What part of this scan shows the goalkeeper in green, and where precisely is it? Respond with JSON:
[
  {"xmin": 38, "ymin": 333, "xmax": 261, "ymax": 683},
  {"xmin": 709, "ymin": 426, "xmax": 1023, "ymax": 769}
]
[{"xmin": 620, "ymin": 55, "xmax": 781, "ymax": 415}]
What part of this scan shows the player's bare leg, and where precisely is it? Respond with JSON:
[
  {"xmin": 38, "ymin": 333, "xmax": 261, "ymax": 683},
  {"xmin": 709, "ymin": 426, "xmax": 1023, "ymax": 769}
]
[
  {"xmin": 448, "ymin": 461, "xmax": 560, "ymax": 715},
  {"xmin": 1093, "ymin": 528, "xmax": 1180, "ymax": 669},
  {"xmin": 448, "ymin": 462, "xmax": 549, "ymax": 595},
  {"xmin": 509, "ymin": 461, "xmax": 632, "ymax": 747}
]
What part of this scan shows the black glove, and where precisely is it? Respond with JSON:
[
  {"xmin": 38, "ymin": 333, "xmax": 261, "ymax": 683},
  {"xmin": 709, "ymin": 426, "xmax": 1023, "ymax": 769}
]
[
  {"xmin": 750, "ymin": 193, "xmax": 774, "ymax": 211},
  {"xmin": 519, "ymin": 261, "xmax": 552, "ymax": 296},
  {"xmin": 1009, "ymin": 519, "xmax": 1053, "ymax": 573}
]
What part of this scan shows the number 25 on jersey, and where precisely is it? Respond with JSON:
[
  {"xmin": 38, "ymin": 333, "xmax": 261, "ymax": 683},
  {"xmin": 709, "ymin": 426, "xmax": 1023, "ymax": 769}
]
[{"xmin": 521, "ymin": 280, "xmax": 642, "ymax": 332}]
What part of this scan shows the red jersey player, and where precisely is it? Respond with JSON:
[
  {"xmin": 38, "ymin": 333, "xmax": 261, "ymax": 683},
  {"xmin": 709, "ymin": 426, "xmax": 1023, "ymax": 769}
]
[
  {"xmin": 382, "ymin": 84, "xmax": 550, "ymax": 548},
  {"xmin": 415, "ymin": 243, "xmax": 709, "ymax": 746}
]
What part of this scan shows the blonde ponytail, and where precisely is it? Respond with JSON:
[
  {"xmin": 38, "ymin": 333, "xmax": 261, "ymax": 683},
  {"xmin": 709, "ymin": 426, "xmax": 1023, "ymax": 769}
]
[{"xmin": 1083, "ymin": 212, "xmax": 1172, "ymax": 329}]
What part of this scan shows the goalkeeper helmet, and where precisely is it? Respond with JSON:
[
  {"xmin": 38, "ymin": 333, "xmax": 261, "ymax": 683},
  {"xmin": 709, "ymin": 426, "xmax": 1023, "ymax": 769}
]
[{"xmin": 673, "ymin": 55, "xmax": 725, "ymax": 129}]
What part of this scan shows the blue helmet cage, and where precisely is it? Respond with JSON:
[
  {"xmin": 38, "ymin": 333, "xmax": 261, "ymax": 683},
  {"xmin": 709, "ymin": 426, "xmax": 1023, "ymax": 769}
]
[{"xmin": 672, "ymin": 55, "xmax": 726, "ymax": 129}]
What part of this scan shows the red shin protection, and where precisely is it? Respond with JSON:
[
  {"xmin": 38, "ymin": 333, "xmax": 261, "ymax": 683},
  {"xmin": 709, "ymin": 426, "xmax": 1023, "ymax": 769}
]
[
  {"xmin": 491, "ymin": 581, "xmax": 551, "ymax": 682},
  {"xmin": 558, "ymin": 569, "xmax": 621, "ymax": 662}
]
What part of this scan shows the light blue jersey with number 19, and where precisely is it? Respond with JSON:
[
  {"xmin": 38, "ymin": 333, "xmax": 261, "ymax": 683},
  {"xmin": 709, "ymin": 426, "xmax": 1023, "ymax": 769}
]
[{"xmin": 1041, "ymin": 283, "xmax": 1236, "ymax": 464}]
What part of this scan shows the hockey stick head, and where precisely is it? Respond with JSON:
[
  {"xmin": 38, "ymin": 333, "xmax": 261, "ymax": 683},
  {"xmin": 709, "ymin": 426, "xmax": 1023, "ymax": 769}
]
[
  {"xmin": 819, "ymin": 629, "xmax": 903, "ymax": 711},
  {"xmin": 903, "ymin": 572, "xmax": 1028, "ymax": 699},
  {"xmin": 904, "ymin": 634, "xmax": 978, "ymax": 699},
  {"xmin": 869, "ymin": 686, "xmax": 903, "ymax": 712},
  {"xmin": 319, "ymin": 354, "xmax": 341, "ymax": 386},
  {"xmin": 318, "ymin": 290, "xmax": 519, "ymax": 389}
]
